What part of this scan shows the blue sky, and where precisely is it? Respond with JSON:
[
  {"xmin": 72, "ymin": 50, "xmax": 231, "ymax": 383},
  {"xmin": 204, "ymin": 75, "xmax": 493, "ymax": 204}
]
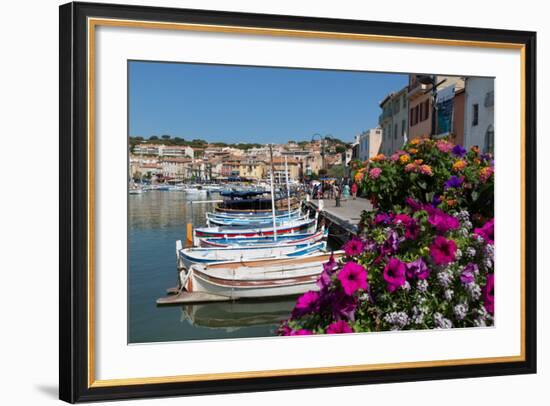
[{"xmin": 129, "ymin": 61, "xmax": 408, "ymax": 144}]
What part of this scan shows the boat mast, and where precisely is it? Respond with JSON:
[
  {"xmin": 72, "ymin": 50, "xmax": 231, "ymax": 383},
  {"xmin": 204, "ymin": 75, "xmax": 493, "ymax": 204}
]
[
  {"xmin": 269, "ymin": 144, "xmax": 278, "ymax": 241},
  {"xmin": 284, "ymin": 155, "xmax": 291, "ymax": 218}
]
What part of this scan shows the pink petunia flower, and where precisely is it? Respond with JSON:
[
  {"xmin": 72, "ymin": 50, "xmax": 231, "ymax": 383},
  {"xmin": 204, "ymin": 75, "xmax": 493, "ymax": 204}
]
[
  {"xmin": 430, "ymin": 236, "xmax": 457, "ymax": 265},
  {"xmin": 428, "ymin": 209, "xmax": 460, "ymax": 234},
  {"xmin": 338, "ymin": 262, "xmax": 368, "ymax": 296},
  {"xmin": 474, "ymin": 218, "xmax": 494, "ymax": 244},
  {"xmin": 326, "ymin": 320, "xmax": 353, "ymax": 334},
  {"xmin": 290, "ymin": 329, "xmax": 314, "ymax": 336},
  {"xmin": 294, "ymin": 291, "xmax": 320, "ymax": 316},
  {"xmin": 343, "ymin": 237, "xmax": 366, "ymax": 257},
  {"xmin": 383, "ymin": 258, "xmax": 407, "ymax": 292},
  {"xmin": 483, "ymin": 273, "xmax": 495, "ymax": 315}
]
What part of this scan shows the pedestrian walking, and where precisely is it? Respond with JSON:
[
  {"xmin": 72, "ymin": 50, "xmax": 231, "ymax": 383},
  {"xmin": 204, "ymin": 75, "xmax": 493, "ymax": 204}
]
[{"xmin": 351, "ymin": 182, "xmax": 358, "ymax": 200}]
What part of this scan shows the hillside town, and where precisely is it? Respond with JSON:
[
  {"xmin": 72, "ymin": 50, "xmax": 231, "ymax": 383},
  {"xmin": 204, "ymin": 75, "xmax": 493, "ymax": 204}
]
[{"xmin": 130, "ymin": 73, "xmax": 494, "ymax": 183}]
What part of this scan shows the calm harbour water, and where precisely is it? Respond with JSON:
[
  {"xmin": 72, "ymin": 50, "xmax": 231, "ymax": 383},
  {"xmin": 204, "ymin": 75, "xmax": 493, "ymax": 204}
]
[{"xmin": 128, "ymin": 190, "xmax": 298, "ymax": 344}]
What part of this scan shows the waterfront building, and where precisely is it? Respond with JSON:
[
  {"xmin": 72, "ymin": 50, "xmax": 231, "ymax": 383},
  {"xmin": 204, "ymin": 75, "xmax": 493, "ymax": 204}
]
[
  {"xmin": 239, "ymin": 158, "xmax": 266, "ymax": 180},
  {"xmin": 407, "ymin": 75, "xmax": 466, "ymax": 142},
  {"xmin": 358, "ymin": 127, "xmax": 382, "ymax": 161},
  {"xmin": 463, "ymin": 77, "xmax": 495, "ymax": 153},
  {"xmin": 160, "ymin": 157, "xmax": 192, "ymax": 179},
  {"xmin": 134, "ymin": 144, "xmax": 194, "ymax": 158},
  {"xmin": 378, "ymin": 86, "xmax": 408, "ymax": 156}
]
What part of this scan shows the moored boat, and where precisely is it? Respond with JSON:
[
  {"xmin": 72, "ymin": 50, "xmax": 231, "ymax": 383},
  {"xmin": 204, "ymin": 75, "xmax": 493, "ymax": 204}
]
[
  {"xmin": 182, "ymin": 252, "xmax": 344, "ymax": 299},
  {"xmin": 193, "ymin": 216, "xmax": 317, "ymax": 244},
  {"xmin": 196, "ymin": 227, "xmax": 327, "ymax": 248},
  {"xmin": 178, "ymin": 241, "xmax": 327, "ymax": 270}
]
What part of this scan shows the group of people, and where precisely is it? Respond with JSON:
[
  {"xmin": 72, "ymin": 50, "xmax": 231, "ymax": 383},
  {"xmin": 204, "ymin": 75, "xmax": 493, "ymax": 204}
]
[{"xmin": 308, "ymin": 180, "xmax": 359, "ymax": 202}]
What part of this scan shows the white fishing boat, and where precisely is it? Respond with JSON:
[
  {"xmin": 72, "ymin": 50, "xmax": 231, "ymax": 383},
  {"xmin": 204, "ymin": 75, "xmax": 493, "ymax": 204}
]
[
  {"xmin": 178, "ymin": 241, "xmax": 326, "ymax": 270},
  {"xmin": 196, "ymin": 227, "xmax": 327, "ymax": 248},
  {"xmin": 181, "ymin": 252, "xmax": 343, "ymax": 299},
  {"xmin": 206, "ymin": 208, "xmax": 302, "ymax": 221},
  {"xmin": 206, "ymin": 213, "xmax": 306, "ymax": 227},
  {"xmin": 193, "ymin": 216, "xmax": 317, "ymax": 244}
]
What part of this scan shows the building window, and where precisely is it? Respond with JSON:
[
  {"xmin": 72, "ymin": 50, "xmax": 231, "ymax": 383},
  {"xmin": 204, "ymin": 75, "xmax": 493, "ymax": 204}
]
[
  {"xmin": 414, "ymin": 105, "xmax": 419, "ymax": 125},
  {"xmin": 401, "ymin": 119, "xmax": 406, "ymax": 137},
  {"xmin": 419, "ymin": 103, "xmax": 423, "ymax": 122},
  {"xmin": 403, "ymin": 95, "xmax": 407, "ymax": 108},
  {"xmin": 484, "ymin": 125, "xmax": 494, "ymax": 154},
  {"xmin": 410, "ymin": 108, "xmax": 415, "ymax": 126},
  {"xmin": 472, "ymin": 104, "xmax": 479, "ymax": 126},
  {"xmin": 394, "ymin": 124, "xmax": 398, "ymax": 139}
]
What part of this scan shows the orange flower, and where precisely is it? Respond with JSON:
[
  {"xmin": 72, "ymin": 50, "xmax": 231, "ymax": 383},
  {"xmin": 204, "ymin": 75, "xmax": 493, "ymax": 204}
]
[
  {"xmin": 399, "ymin": 154, "xmax": 411, "ymax": 164},
  {"xmin": 446, "ymin": 199, "xmax": 457, "ymax": 207},
  {"xmin": 414, "ymin": 159, "xmax": 424, "ymax": 165},
  {"xmin": 419, "ymin": 164, "xmax": 433, "ymax": 176},
  {"xmin": 452, "ymin": 160, "xmax": 467, "ymax": 172},
  {"xmin": 408, "ymin": 148, "xmax": 418, "ymax": 154},
  {"xmin": 370, "ymin": 153, "xmax": 386, "ymax": 162},
  {"xmin": 410, "ymin": 138, "xmax": 421, "ymax": 146},
  {"xmin": 404, "ymin": 163, "xmax": 417, "ymax": 172}
]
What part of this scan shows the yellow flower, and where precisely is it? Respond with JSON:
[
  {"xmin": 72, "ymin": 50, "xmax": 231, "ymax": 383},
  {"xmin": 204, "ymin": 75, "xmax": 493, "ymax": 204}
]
[
  {"xmin": 452, "ymin": 159, "xmax": 467, "ymax": 172},
  {"xmin": 410, "ymin": 138, "xmax": 421, "ymax": 146},
  {"xmin": 399, "ymin": 154, "xmax": 411, "ymax": 164}
]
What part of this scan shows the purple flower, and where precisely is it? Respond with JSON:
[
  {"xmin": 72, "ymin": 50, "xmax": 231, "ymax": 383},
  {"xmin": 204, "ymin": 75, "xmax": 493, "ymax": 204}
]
[
  {"xmin": 328, "ymin": 290, "xmax": 358, "ymax": 320},
  {"xmin": 483, "ymin": 273, "xmax": 495, "ymax": 315},
  {"xmin": 323, "ymin": 253, "xmax": 338, "ymax": 274},
  {"xmin": 293, "ymin": 291, "xmax": 320, "ymax": 316},
  {"xmin": 474, "ymin": 218, "xmax": 494, "ymax": 244},
  {"xmin": 343, "ymin": 237, "xmax": 366, "ymax": 256},
  {"xmin": 452, "ymin": 145, "xmax": 467, "ymax": 157},
  {"xmin": 406, "ymin": 258, "xmax": 430, "ymax": 280},
  {"xmin": 430, "ymin": 236, "xmax": 457, "ymax": 265},
  {"xmin": 326, "ymin": 320, "xmax": 353, "ymax": 334},
  {"xmin": 374, "ymin": 212, "xmax": 392, "ymax": 225},
  {"xmin": 444, "ymin": 175, "xmax": 464, "ymax": 190},
  {"xmin": 428, "ymin": 208, "xmax": 460, "ymax": 234},
  {"xmin": 337, "ymin": 262, "xmax": 368, "ymax": 296},
  {"xmin": 431, "ymin": 195, "xmax": 442, "ymax": 207},
  {"xmin": 316, "ymin": 269, "xmax": 332, "ymax": 290},
  {"xmin": 460, "ymin": 263, "xmax": 479, "ymax": 284},
  {"xmin": 380, "ymin": 230, "xmax": 400, "ymax": 257},
  {"xmin": 383, "ymin": 258, "xmax": 407, "ymax": 293},
  {"xmin": 290, "ymin": 329, "xmax": 313, "ymax": 336}
]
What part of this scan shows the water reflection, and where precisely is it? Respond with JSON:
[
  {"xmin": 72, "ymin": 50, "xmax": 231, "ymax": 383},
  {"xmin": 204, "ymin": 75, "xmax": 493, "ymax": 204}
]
[{"xmin": 179, "ymin": 298, "xmax": 297, "ymax": 332}]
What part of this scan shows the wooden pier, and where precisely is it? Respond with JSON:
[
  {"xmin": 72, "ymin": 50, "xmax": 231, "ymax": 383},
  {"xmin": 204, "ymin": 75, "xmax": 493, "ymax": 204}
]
[{"xmin": 305, "ymin": 197, "xmax": 372, "ymax": 245}]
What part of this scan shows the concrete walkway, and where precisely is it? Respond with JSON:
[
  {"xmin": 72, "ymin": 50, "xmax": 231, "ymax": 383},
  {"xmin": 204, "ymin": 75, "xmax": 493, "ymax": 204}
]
[{"xmin": 306, "ymin": 196, "xmax": 373, "ymax": 235}]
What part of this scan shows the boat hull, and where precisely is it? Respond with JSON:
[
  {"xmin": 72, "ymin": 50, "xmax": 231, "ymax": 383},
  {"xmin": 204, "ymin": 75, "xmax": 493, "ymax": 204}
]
[{"xmin": 184, "ymin": 252, "xmax": 343, "ymax": 299}]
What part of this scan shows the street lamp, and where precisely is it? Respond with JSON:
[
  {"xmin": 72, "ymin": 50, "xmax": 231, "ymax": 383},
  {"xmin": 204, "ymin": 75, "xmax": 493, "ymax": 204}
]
[{"xmin": 417, "ymin": 75, "xmax": 446, "ymax": 138}]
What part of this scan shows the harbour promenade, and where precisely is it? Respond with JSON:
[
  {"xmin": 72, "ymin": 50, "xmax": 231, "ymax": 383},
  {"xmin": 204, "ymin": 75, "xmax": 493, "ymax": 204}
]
[{"xmin": 305, "ymin": 196, "xmax": 373, "ymax": 242}]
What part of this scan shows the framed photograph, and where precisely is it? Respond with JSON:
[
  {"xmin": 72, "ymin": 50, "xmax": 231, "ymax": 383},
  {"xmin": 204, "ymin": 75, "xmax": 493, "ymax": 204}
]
[{"xmin": 59, "ymin": 1, "xmax": 537, "ymax": 403}]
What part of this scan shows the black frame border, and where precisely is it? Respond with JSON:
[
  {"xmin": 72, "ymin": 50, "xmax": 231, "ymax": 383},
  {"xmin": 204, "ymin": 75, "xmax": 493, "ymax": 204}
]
[{"xmin": 59, "ymin": 1, "xmax": 537, "ymax": 403}]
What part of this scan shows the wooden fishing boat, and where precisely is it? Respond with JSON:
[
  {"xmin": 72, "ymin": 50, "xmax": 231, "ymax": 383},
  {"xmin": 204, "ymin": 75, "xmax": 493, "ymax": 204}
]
[
  {"xmin": 178, "ymin": 241, "xmax": 326, "ymax": 270},
  {"xmin": 206, "ymin": 208, "xmax": 302, "ymax": 220},
  {"xmin": 196, "ymin": 227, "xmax": 327, "ymax": 248},
  {"xmin": 182, "ymin": 252, "xmax": 344, "ymax": 299},
  {"xmin": 193, "ymin": 217, "xmax": 317, "ymax": 244},
  {"xmin": 206, "ymin": 213, "xmax": 305, "ymax": 227}
]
